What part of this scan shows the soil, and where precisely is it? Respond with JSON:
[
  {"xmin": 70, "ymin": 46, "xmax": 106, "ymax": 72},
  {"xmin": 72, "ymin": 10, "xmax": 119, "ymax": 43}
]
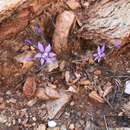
[{"xmin": 0, "ymin": 0, "xmax": 130, "ymax": 130}]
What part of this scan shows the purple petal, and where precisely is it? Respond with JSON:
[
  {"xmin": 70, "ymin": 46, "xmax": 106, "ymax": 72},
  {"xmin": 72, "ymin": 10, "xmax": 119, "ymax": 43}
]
[
  {"xmin": 97, "ymin": 46, "xmax": 101, "ymax": 55},
  {"xmin": 24, "ymin": 39, "xmax": 32, "ymax": 46},
  {"xmin": 38, "ymin": 42, "xmax": 44, "ymax": 52},
  {"xmin": 94, "ymin": 56, "xmax": 99, "ymax": 61},
  {"xmin": 48, "ymin": 52, "xmax": 56, "ymax": 58},
  {"xmin": 98, "ymin": 57, "xmax": 101, "ymax": 63},
  {"xmin": 46, "ymin": 57, "xmax": 55, "ymax": 64},
  {"xmin": 41, "ymin": 52, "xmax": 48, "ymax": 59},
  {"xmin": 40, "ymin": 58, "xmax": 45, "ymax": 65},
  {"xmin": 45, "ymin": 44, "xmax": 51, "ymax": 53},
  {"xmin": 35, "ymin": 26, "xmax": 43, "ymax": 35},
  {"xmin": 114, "ymin": 41, "xmax": 121, "ymax": 49},
  {"xmin": 35, "ymin": 53, "xmax": 42, "ymax": 59},
  {"xmin": 101, "ymin": 44, "xmax": 105, "ymax": 53},
  {"xmin": 21, "ymin": 57, "xmax": 32, "ymax": 62},
  {"xmin": 100, "ymin": 53, "xmax": 105, "ymax": 58}
]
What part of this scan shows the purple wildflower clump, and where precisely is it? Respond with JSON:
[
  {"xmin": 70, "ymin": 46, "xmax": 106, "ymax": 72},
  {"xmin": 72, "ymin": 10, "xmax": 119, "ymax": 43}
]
[
  {"xmin": 35, "ymin": 42, "xmax": 56, "ymax": 65},
  {"xmin": 114, "ymin": 41, "xmax": 121, "ymax": 49},
  {"xmin": 35, "ymin": 26, "xmax": 43, "ymax": 35},
  {"xmin": 93, "ymin": 45, "xmax": 105, "ymax": 63}
]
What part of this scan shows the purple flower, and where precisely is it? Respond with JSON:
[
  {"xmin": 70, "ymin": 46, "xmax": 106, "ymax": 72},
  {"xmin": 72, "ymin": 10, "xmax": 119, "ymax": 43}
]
[
  {"xmin": 114, "ymin": 41, "xmax": 121, "ymax": 49},
  {"xmin": 35, "ymin": 42, "xmax": 56, "ymax": 65},
  {"xmin": 93, "ymin": 45, "xmax": 105, "ymax": 63},
  {"xmin": 24, "ymin": 39, "xmax": 33, "ymax": 46},
  {"xmin": 35, "ymin": 26, "xmax": 43, "ymax": 35}
]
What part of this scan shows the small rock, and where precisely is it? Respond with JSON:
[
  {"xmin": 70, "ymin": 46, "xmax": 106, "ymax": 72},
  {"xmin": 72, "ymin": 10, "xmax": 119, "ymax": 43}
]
[
  {"xmin": 7, "ymin": 98, "xmax": 16, "ymax": 104},
  {"xmin": 0, "ymin": 114, "xmax": 7, "ymax": 123},
  {"xmin": 6, "ymin": 90, "xmax": 11, "ymax": 95},
  {"xmin": 0, "ymin": 103, "xmax": 5, "ymax": 110},
  {"xmin": 48, "ymin": 120, "xmax": 57, "ymax": 128},
  {"xmin": 32, "ymin": 122, "xmax": 36, "ymax": 126},
  {"xmin": 69, "ymin": 124, "xmax": 75, "ymax": 130},
  {"xmin": 32, "ymin": 117, "xmax": 37, "ymax": 121},
  {"xmin": 37, "ymin": 124, "xmax": 46, "ymax": 130},
  {"xmin": 124, "ymin": 80, "xmax": 130, "ymax": 94},
  {"xmin": 0, "ymin": 97, "xmax": 4, "ymax": 103},
  {"xmin": 67, "ymin": 0, "xmax": 80, "ymax": 10},
  {"xmin": 12, "ymin": 119, "xmax": 16, "ymax": 125},
  {"xmin": 82, "ymin": 2, "xmax": 89, "ymax": 8},
  {"xmin": 23, "ymin": 76, "xmax": 36, "ymax": 97},
  {"xmin": 27, "ymin": 98, "xmax": 38, "ymax": 107},
  {"xmin": 70, "ymin": 101, "xmax": 75, "ymax": 106},
  {"xmin": 60, "ymin": 125, "xmax": 67, "ymax": 130},
  {"xmin": 94, "ymin": 70, "xmax": 101, "ymax": 76},
  {"xmin": 18, "ymin": 118, "xmax": 22, "ymax": 124},
  {"xmin": 79, "ymin": 80, "xmax": 91, "ymax": 85}
]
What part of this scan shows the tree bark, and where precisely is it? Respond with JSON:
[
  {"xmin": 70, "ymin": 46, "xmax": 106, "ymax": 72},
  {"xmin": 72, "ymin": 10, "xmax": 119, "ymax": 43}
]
[
  {"xmin": 0, "ymin": 0, "xmax": 51, "ymax": 42},
  {"xmin": 77, "ymin": 0, "xmax": 130, "ymax": 45}
]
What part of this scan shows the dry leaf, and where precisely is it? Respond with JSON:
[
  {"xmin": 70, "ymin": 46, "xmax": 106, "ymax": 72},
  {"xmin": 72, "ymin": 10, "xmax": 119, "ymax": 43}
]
[
  {"xmin": 123, "ymin": 101, "xmax": 130, "ymax": 117},
  {"xmin": 80, "ymin": 80, "xmax": 91, "ymax": 85},
  {"xmin": 46, "ymin": 90, "xmax": 71, "ymax": 119},
  {"xmin": 103, "ymin": 82, "xmax": 113, "ymax": 97},
  {"xmin": 47, "ymin": 61, "xmax": 58, "ymax": 72},
  {"xmin": 47, "ymin": 82, "xmax": 57, "ymax": 89},
  {"xmin": 27, "ymin": 98, "xmax": 38, "ymax": 107},
  {"xmin": 35, "ymin": 88, "xmax": 50, "ymax": 100},
  {"xmin": 59, "ymin": 60, "xmax": 66, "ymax": 71},
  {"xmin": 23, "ymin": 76, "xmax": 36, "ymax": 97},
  {"xmin": 53, "ymin": 11, "xmax": 75, "ymax": 54},
  {"xmin": 89, "ymin": 91, "xmax": 104, "ymax": 103},
  {"xmin": 66, "ymin": 86, "xmax": 78, "ymax": 93},
  {"xmin": 65, "ymin": 71, "xmax": 70, "ymax": 83},
  {"xmin": 45, "ymin": 87, "xmax": 60, "ymax": 99}
]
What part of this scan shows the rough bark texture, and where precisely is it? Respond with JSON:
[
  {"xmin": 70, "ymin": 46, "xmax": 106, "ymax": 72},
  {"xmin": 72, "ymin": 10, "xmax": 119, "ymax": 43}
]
[
  {"xmin": 78, "ymin": 0, "xmax": 130, "ymax": 45},
  {"xmin": 0, "ymin": 0, "xmax": 51, "ymax": 42}
]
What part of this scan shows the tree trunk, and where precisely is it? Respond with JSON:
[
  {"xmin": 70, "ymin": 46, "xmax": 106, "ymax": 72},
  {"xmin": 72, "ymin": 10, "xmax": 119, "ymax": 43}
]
[
  {"xmin": 78, "ymin": 0, "xmax": 130, "ymax": 45},
  {"xmin": 0, "ymin": 0, "xmax": 51, "ymax": 42}
]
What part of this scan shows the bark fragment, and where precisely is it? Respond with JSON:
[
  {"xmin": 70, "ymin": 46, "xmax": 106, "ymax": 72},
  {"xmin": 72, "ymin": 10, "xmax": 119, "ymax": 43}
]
[
  {"xmin": 78, "ymin": 0, "xmax": 130, "ymax": 44},
  {"xmin": 0, "ymin": 0, "xmax": 51, "ymax": 42},
  {"xmin": 53, "ymin": 11, "xmax": 75, "ymax": 54}
]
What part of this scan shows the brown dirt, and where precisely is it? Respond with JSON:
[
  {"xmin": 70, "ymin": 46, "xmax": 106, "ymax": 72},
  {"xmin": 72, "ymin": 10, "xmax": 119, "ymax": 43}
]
[{"xmin": 0, "ymin": 0, "xmax": 130, "ymax": 130}]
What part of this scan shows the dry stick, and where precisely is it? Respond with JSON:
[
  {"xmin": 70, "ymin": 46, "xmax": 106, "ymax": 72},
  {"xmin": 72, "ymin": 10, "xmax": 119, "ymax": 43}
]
[{"xmin": 104, "ymin": 115, "xmax": 108, "ymax": 130}]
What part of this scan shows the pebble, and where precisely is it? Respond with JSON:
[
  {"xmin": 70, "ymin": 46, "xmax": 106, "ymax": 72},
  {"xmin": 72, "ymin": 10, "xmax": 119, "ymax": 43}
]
[
  {"xmin": 7, "ymin": 98, "xmax": 16, "ymax": 104},
  {"xmin": 27, "ymin": 98, "xmax": 37, "ymax": 107},
  {"xmin": 37, "ymin": 124, "xmax": 46, "ymax": 130},
  {"xmin": 61, "ymin": 125, "xmax": 67, "ymax": 130},
  {"xmin": 6, "ymin": 91, "xmax": 12, "ymax": 95},
  {"xmin": 18, "ymin": 118, "xmax": 22, "ymax": 124},
  {"xmin": 0, "ymin": 114, "xmax": 7, "ymax": 123},
  {"xmin": 124, "ymin": 80, "xmax": 130, "ymax": 94},
  {"xmin": 32, "ymin": 117, "xmax": 37, "ymax": 121},
  {"xmin": 69, "ymin": 124, "xmax": 75, "ymax": 130},
  {"xmin": 48, "ymin": 120, "xmax": 57, "ymax": 128},
  {"xmin": 12, "ymin": 119, "xmax": 16, "ymax": 125}
]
